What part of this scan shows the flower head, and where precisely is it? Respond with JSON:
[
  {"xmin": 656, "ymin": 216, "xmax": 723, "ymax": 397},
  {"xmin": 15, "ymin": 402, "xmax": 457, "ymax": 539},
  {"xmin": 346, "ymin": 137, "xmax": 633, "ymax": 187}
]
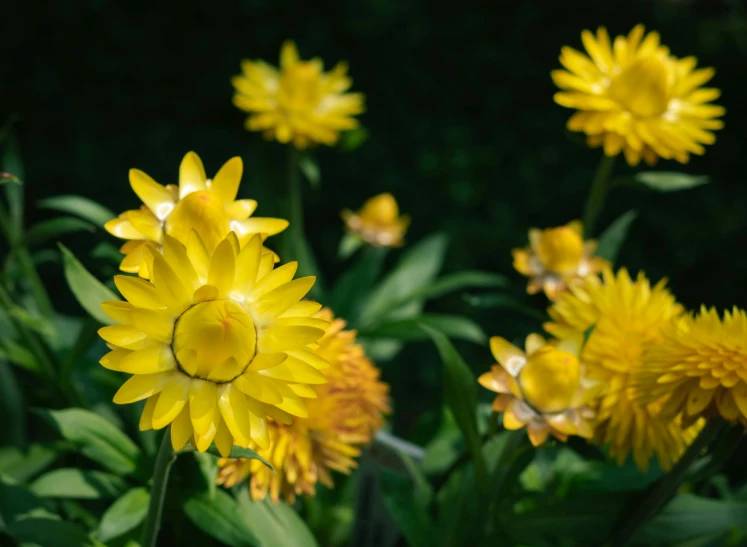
[
  {"xmin": 105, "ymin": 152, "xmax": 287, "ymax": 278},
  {"xmin": 98, "ymin": 231, "xmax": 328, "ymax": 455},
  {"xmin": 512, "ymin": 220, "xmax": 607, "ymax": 300},
  {"xmin": 553, "ymin": 25, "xmax": 725, "ymax": 166},
  {"xmin": 479, "ymin": 334, "xmax": 597, "ymax": 447},
  {"xmin": 217, "ymin": 309, "xmax": 389, "ymax": 502},
  {"xmin": 546, "ymin": 268, "xmax": 701, "ymax": 470},
  {"xmin": 636, "ymin": 307, "xmax": 747, "ymax": 426},
  {"xmin": 341, "ymin": 193, "xmax": 410, "ymax": 248},
  {"xmin": 232, "ymin": 41, "xmax": 365, "ymax": 148}
]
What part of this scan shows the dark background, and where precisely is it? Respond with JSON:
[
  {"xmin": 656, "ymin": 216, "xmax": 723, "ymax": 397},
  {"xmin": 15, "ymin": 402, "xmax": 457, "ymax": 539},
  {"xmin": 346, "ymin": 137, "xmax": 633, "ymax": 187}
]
[{"xmin": 3, "ymin": 0, "xmax": 747, "ymax": 433}]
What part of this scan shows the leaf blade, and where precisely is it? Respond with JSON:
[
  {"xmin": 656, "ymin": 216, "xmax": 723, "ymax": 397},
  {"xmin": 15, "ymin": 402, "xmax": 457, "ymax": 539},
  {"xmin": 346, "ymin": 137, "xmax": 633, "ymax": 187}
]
[{"xmin": 58, "ymin": 243, "xmax": 119, "ymax": 325}]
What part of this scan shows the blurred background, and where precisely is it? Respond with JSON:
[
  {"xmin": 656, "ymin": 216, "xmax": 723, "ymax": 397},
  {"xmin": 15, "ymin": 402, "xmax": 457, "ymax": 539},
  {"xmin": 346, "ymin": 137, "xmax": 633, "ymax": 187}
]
[{"xmin": 3, "ymin": 0, "xmax": 747, "ymax": 438}]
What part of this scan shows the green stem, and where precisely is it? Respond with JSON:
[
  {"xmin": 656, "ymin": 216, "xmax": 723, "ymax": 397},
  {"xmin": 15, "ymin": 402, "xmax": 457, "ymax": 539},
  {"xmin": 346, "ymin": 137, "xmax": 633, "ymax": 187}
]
[
  {"xmin": 613, "ymin": 418, "xmax": 727, "ymax": 547},
  {"xmin": 287, "ymin": 146, "xmax": 304, "ymax": 259},
  {"xmin": 141, "ymin": 430, "xmax": 177, "ymax": 547},
  {"xmin": 582, "ymin": 155, "xmax": 616, "ymax": 236}
]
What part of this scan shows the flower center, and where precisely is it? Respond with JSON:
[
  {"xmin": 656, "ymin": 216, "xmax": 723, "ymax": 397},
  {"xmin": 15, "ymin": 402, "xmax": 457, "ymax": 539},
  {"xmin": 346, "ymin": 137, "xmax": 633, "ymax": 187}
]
[
  {"xmin": 608, "ymin": 57, "xmax": 670, "ymax": 118},
  {"xmin": 278, "ymin": 62, "xmax": 322, "ymax": 112},
  {"xmin": 165, "ymin": 190, "xmax": 230, "ymax": 251},
  {"xmin": 536, "ymin": 226, "xmax": 584, "ymax": 273},
  {"xmin": 172, "ymin": 300, "xmax": 257, "ymax": 383},
  {"xmin": 518, "ymin": 347, "xmax": 580, "ymax": 413}
]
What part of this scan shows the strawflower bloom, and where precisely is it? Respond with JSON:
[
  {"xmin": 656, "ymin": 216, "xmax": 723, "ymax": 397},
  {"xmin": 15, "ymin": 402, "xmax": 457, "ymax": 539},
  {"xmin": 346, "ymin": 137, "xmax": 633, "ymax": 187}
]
[
  {"xmin": 232, "ymin": 41, "xmax": 365, "ymax": 148},
  {"xmin": 341, "ymin": 193, "xmax": 410, "ymax": 248},
  {"xmin": 546, "ymin": 268, "xmax": 702, "ymax": 470},
  {"xmin": 637, "ymin": 306, "xmax": 747, "ymax": 426},
  {"xmin": 512, "ymin": 220, "xmax": 607, "ymax": 300},
  {"xmin": 479, "ymin": 334, "xmax": 596, "ymax": 447},
  {"xmin": 105, "ymin": 151, "xmax": 287, "ymax": 278},
  {"xmin": 553, "ymin": 25, "xmax": 725, "ymax": 166},
  {"xmin": 217, "ymin": 309, "xmax": 389, "ymax": 502},
  {"xmin": 98, "ymin": 231, "xmax": 329, "ymax": 455}
]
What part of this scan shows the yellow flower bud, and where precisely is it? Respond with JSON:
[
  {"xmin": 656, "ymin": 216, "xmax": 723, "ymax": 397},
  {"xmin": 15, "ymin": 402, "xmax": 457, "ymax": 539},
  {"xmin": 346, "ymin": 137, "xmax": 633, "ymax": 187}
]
[
  {"xmin": 519, "ymin": 346, "xmax": 580, "ymax": 413},
  {"xmin": 535, "ymin": 226, "xmax": 585, "ymax": 273},
  {"xmin": 166, "ymin": 191, "xmax": 231, "ymax": 252}
]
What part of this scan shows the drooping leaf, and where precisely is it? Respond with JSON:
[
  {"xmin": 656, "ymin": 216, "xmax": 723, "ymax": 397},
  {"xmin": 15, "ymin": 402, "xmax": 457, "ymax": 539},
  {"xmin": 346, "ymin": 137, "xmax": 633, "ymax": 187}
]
[
  {"xmin": 58, "ymin": 243, "xmax": 120, "ymax": 325},
  {"xmin": 0, "ymin": 443, "xmax": 61, "ymax": 483},
  {"xmin": 8, "ymin": 306, "xmax": 57, "ymax": 342},
  {"xmin": 596, "ymin": 210, "xmax": 637, "ymax": 263},
  {"xmin": 2, "ymin": 134, "xmax": 24, "ymax": 237},
  {"xmin": 98, "ymin": 487, "xmax": 150, "ymax": 542},
  {"xmin": 37, "ymin": 195, "xmax": 116, "ymax": 228},
  {"xmin": 462, "ymin": 293, "xmax": 547, "ymax": 321},
  {"xmin": 6, "ymin": 517, "xmax": 95, "ymax": 547},
  {"xmin": 339, "ymin": 127, "xmax": 369, "ymax": 152},
  {"xmin": 360, "ymin": 313, "xmax": 486, "ymax": 345},
  {"xmin": 1, "ymin": 338, "xmax": 41, "ymax": 374},
  {"xmin": 31, "ymin": 468, "xmax": 126, "ymax": 499},
  {"xmin": 378, "ymin": 467, "xmax": 440, "ymax": 547},
  {"xmin": 26, "ymin": 217, "xmax": 96, "ymax": 248},
  {"xmin": 397, "ymin": 270, "xmax": 510, "ymax": 305},
  {"xmin": 236, "ymin": 486, "xmax": 319, "ymax": 547},
  {"xmin": 205, "ymin": 444, "xmax": 273, "ymax": 470},
  {"xmin": 298, "ymin": 153, "xmax": 321, "ymax": 189},
  {"xmin": 337, "ymin": 232, "xmax": 364, "ymax": 260},
  {"xmin": 635, "ymin": 171, "xmax": 709, "ymax": 192},
  {"xmin": 183, "ymin": 488, "xmax": 259, "ymax": 547}
]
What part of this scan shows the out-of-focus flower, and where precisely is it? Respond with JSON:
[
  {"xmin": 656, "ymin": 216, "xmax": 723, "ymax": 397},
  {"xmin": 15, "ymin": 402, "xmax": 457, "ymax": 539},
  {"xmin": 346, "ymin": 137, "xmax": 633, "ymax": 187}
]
[
  {"xmin": 479, "ymin": 334, "xmax": 597, "ymax": 447},
  {"xmin": 637, "ymin": 306, "xmax": 747, "ymax": 426},
  {"xmin": 553, "ymin": 25, "xmax": 725, "ymax": 166},
  {"xmin": 512, "ymin": 220, "xmax": 607, "ymax": 300},
  {"xmin": 217, "ymin": 309, "xmax": 389, "ymax": 502},
  {"xmin": 546, "ymin": 268, "xmax": 702, "ymax": 470},
  {"xmin": 341, "ymin": 193, "xmax": 410, "ymax": 248},
  {"xmin": 98, "ymin": 232, "xmax": 328, "ymax": 455},
  {"xmin": 105, "ymin": 152, "xmax": 287, "ymax": 278},
  {"xmin": 232, "ymin": 41, "xmax": 365, "ymax": 149}
]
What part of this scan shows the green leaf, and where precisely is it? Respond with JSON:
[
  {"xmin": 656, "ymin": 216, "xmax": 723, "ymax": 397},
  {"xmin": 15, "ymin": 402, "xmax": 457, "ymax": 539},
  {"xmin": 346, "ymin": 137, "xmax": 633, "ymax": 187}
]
[
  {"xmin": 2, "ymin": 134, "xmax": 24, "ymax": 237},
  {"xmin": 2, "ymin": 338, "xmax": 42, "ymax": 374},
  {"xmin": 236, "ymin": 486, "xmax": 319, "ymax": 547},
  {"xmin": 26, "ymin": 217, "xmax": 96, "ymax": 248},
  {"xmin": 36, "ymin": 408, "xmax": 143, "ymax": 475},
  {"xmin": 31, "ymin": 468, "xmax": 126, "ymax": 499},
  {"xmin": 401, "ymin": 270, "xmax": 509, "ymax": 304},
  {"xmin": 360, "ymin": 313, "xmax": 486, "ymax": 344},
  {"xmin": 299, "ymin": 153, "xmax": 321, "ymax": 189},
  {"xmin": 183, "ymin": 488, "xmax": 259, "ymax": 547},
  {"xmin": 378, "ymin": 467, "xmax": 440, "ymax": 547},
  {"xmin": 596, "ymin": 210, "xmax": 637, "ymax": 263},
  {"xmin": 635, "ymin": 171, "xmax": 709, "ymax": 192},
  {"xmin": 0, "ymin": 360, "xmax": 26, "ymax": 445},
  {"xmin": 0, "ymin": 172, "xmax": 21, "ymax": 185},
  {"xmin": 37, "ymin": 195, "xmax": 115, "ymax": 228},
  {"xmin": 7, "ymin": 517, "xmax": 95, "ymax": 547},
  {"xmin": 462, "ymin": 293, "xmax": 546, "ymax": 321},
  {"xmin": 194, "ymin": 451, "xmax": 218, "ymax": 500},
  {"xmin": 358, "ymin": 233, "xmax": 448, "ymax": 327},
  {"xmin": 58, "ymin": 243, "xmax": 120, "ymax": 325},
  {"xmin": 339, "ymin": 127, "xmax": 369, "ymax": 152},
  {"xmin": 205, "ymin": 445, "xmax": 273, "ymax": 470},
  {"xmin": 0, "ymin": 444, "xmax": 60, "ymax": 483},
  {"xmin": 337, "ymin": 232, "xmax": 364, "ymax": 260},
  {"xmin": 8, "ymin": 306, "xmax": 57, "ymax": 341},
  {"xmin": 330, "ymin": 246, "xmax": 388, "ymax": 324},
  {"xmin": 98, "ymin": 487, "xmax": 150, "ymax": 542},
  {"xmin": 0, "ymin": 477, "xmax": 57, "ymax": 523}
]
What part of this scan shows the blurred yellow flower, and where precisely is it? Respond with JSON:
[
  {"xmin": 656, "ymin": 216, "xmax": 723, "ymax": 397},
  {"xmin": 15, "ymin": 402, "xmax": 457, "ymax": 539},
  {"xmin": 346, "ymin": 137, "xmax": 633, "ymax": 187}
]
[
  {"xmin": 546, "ymin": 269, "xmax": 702, "ymax": 470},
  {"xmin": 553, "ymin": 25, "xmax": 725, "ymax": 166},
  {"xmin": 217, "ymin": 309, "xmax": 389, "ymax": 502},
  {"xmin": 478, "ymin": 334, "xmax": 596, "ymax": 447},
  {"xmin": 105, "ymin": 152, "xmax": 287, "ymax": 278},
  {"xmin": 637, "ymin": 306, "xmax": 747, "ymax": 426},
  {"xmin": 98, "ymin": 232, "xmax": 328, "ymax": 455},
  {"xmin": 512, "ymin": 220, "xmax": 607, "ymax": 300},
  {"xmin": 232, "ymin": 41, "xmax": 365, "ymax": 148},
  {"xmin": 341, "ymin": 193, "xmax": 410, "ymax": 248}
]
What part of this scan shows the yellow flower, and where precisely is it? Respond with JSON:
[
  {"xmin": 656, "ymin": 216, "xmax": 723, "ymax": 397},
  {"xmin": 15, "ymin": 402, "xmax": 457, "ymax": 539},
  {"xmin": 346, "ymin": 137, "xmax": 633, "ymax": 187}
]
[
  {"xmin": 98, "ymin": 231, "xmax": 329, "ymax": 455},
  {"xmin": 478, "ymin": 334, "xmax": 596, "ymax": 447},
  {"xmin": 512, "ymin": 220, "xmax": 608, "ymax": 300},
  {"xmin": 341, "ymin": 193, "xmax": 410, "ymax": 248},
  {"xmin": 232, "ymin": 41, "xmax": 365, "ymax": 148},
  {"xmin": 546, "ymin": 269, "xmax": 702, "ymax": 470},
  {"xmin": 217, "ymin": 309, "xmax": 389, "ymax": 502},
  {"xmin": 553, "ymin": 25, "xmax": 725, "ymax": 166},
  {"xmin": 636, "ymin": 306, "xmax": 747, "ymax": 426},
  {"xmin": 105, "ymin": 151, "xmax": 287, "ymax": 278}
]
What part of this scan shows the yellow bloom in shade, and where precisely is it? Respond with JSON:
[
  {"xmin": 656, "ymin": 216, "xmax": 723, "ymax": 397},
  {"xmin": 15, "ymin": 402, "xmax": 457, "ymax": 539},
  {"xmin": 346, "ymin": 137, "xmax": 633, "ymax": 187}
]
[
  {"xmin": 216, "ymin": 309, "xmax": 389, "ymax": 502},
  {"xmin": 512, "ymin": 220, "xmax": 608, "ymax": 300},
  {"xmin": 341, "ymin": 193, "xmax": 410, "ymax": 248},
  {"xmin": 232, "ymin": 41, "xmax": 365, "ymax": 148},
  {"xmin": 105, "ymin": 151, "xmax": 288, "ymax": 278},
  {"xmin": 546, "ymin": 269, "xmax": 702, "ymax": 470},
  {"xmin": 478, "ymin": 334, "xmax": 597, "ymax": 447},
  {"xmin": 636, "ymin": 307, "xmax": 747, "ymax": 426},
  {"xmin": 553, "ymin": 25, "xmax": 725, "ymax": 166},
  {"xmin": 98, "ymin": 231, "xmax": 329, "ymax": 455}
]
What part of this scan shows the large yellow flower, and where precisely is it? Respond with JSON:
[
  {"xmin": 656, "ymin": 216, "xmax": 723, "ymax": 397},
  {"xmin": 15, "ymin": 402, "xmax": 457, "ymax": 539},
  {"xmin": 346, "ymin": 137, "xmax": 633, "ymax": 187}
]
[
  {"xmin": 546, "ymin": 269, "xmax": 701, "ymax": 470},
  {"xmin": 512, "ymin": 220, "xmax": 608, "ymax": 301},
  {"xmin": 232, "ymin": 41, "xmax": 365, "ymax": 148},
  {"xmin": 98, "ymin": 231, "xmax": 329, "ymax": 455},
  {"xmin": 553, "ymin": 25, "xmax": 725, "ymax": 166},
  {"xmin": 479, "ymin": 334, "xmax": 597, "ymax": 447},
  {"xmin": 105, "ymin": 152, "xmax": 287, "ymax": 278},
  {"xmin": 637, "ymin": 307, "xmax": 747, "ymax": 426},
  {"xmin": 217, "ymin": 309, "xmax": 389, "ymax": 502},
  {"xmin": 341, "ymin": 193, "xmax": 410, "ymax": 248}
]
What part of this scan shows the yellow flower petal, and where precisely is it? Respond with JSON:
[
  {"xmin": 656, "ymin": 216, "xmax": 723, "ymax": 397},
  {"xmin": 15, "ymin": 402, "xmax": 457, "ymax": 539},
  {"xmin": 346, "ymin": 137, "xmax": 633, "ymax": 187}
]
[
  {"xmin": 139, "ymin": 395, "xmax": 158, "ymax": 431},
  {"xmin": 258, "ymin": 326, "xmax": 325, "ymax": 353},
  {"xmin": 186, "ymin": 230, "xmax": 211, "ymax": 281},
  {"xmin": 259, "ymin": 358, "xmax": 327, "ymax": 384},
  {"xmin": 233, "ymin": 218, "xmax": 289, "ymax": 239},
  {"xmin": 250, "ymin": 262, "xmax": 298, "ymax": 301},
  {"xmin": 114, "ymin": 276, "xmax": 164, "ymax": 310},
  {"xmin": 113, "ymin": 372, "xmax": 171, "ymax": 404},
  {"xmin": 129, "ymin": 309, "xmax": 174, "ymax": 342},
  {"xmin": 214, "ymin": 418, "xmax": 234, "ymax": 457},
  {"xmin": 98, "ymin": 325, "xmax": 148, "ymax": 350},
  {"xmin": 234, "ymin": 371, "xmax": 283, "ymax": 404},
  {"xmin": 179, "ymin": 151, "xmax": 208, "ymax": 198},
  {"xmin": 189, "ymin": 379, "xmax": 218, "ymax": 436},
  {"xmin": 152, "ymin": 373, "xmax": 191, "ymax": 429},
  {"xmin": 162, "ymin": 235, "xmax": 200, "ymax": 292},
  {"xmin": 151, "ymin": 253, "xmax": 191, "ymax": 313},
  {"xmin": 225, "ymin": 199, "xmax": 258, "ymax": 220},
  {"xmin": 210, "ymin": 156, "xmax": 242, "ymax": 203},
  {"xmin": 105, "ymin": 215, "xmax": 144, "ymax": 240},
  {"xmin": 208, "ymin": 237, "xmax": 236, "ymax": 297},
  {"xmin": 171, "ymin": 405, "xmax": 193, "ymax": 451},
  {"xmin": 489, "ymin": 336, "xmax": 525, "ymax": 374},
  {"xmin": 217, "ymin": 384, "xmax": 252, "ymax": 446},
  {"xmin": 118, "ymin": 345, "xmax": 176, "ymax": 374},
  {"xmin": 129, "ymin": 169, "xmax": 175, "ymax": 221},
  {"xmin": 252, "ymin": 277, "xmax": 315, "ymax": 322}
]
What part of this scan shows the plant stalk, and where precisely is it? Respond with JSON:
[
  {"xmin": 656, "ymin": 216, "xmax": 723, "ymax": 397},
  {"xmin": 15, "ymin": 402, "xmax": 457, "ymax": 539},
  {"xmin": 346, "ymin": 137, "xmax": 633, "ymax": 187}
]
[
  {"xmin": 582, "ymin": 154, "xmax": 616, "ymax": 236},
  {"xmin": 287, "ymin": 145, "xmax": 304, "ymax": 259},
  {"xmin": 141, "ymin": 430, "xmax": 177, "ymax": 547}
]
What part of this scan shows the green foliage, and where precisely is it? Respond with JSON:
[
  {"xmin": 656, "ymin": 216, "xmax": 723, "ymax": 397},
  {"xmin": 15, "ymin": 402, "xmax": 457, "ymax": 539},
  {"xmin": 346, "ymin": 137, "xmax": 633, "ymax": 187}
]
[
  {"xmin": 98, "ymin": 487, "xmax": 150, "ymax": 542},
  {"xmin": 635, "ymin": 171, "xmax": 710, "ymax": 192},
  {"xmin": 37, "ymin": 195, "xmax": 116, "ymax": 228},
  {"xmin": 58, "ymin": 243, "xmax": 119, "ymax": 325}
]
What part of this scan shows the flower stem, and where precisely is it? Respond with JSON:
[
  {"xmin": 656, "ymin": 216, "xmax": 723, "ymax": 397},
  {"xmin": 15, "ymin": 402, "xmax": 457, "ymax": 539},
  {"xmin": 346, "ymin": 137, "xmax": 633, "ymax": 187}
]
[
  {"xmin": 582, "ymin": 154, "xmax": 616, "ymax": 236},
  {"xmin": 141, "ymin": 430, "xmax": 177, "ymax": 547},
  {"xmin": 287, "ymin": 145, "xmax": 304, "ymax": 259},
  {"xmin": 612, "ymin": 418, "xmax": 727, "ymax": 547}
]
